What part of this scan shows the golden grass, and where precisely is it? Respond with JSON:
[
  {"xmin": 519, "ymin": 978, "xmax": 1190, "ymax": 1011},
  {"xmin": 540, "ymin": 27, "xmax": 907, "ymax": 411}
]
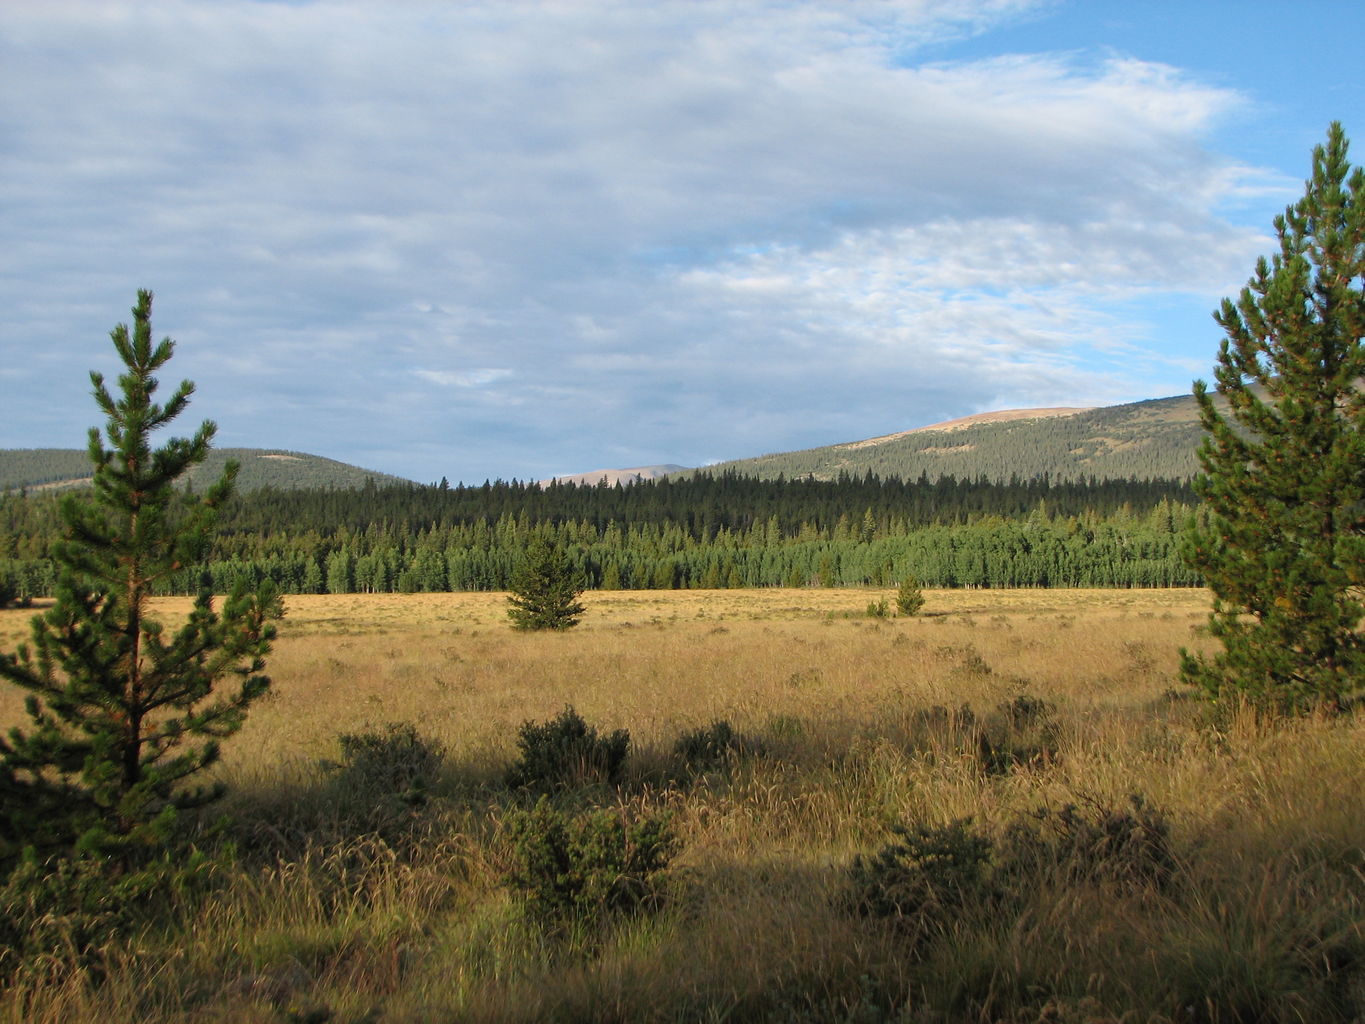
[{"xmin": 4, "ymin": 587, "xmax": 1365, "ymax": 1022}]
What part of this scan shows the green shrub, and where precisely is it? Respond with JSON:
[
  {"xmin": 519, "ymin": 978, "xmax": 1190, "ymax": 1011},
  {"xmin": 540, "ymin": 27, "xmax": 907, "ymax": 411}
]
[
  {"xmin": 1001, "ymin": 794, "xmax": 1175, "ymax": 893},
  {"xmin": 848, "ymin": 796, "xmax": 1175, "ymax": 956},
  {"xmin": 975, "ymin": 694, "xmax": 1058, "ymax": 774},
  {"xmin": 0, "ymin": 844, "xmax": 218, "ymax": 981},
  {"xmin": 673, "ymin": 719, "xmax": 760, "ymax": 775},
  {"xmin": 505, "ymin": 705, "xmax": 630, "ymax": 792},
  {"xmin": 847, "ymin": 818, "xmax": 996, "ymax": 952},
  {"xmin": 866, "ymin": 597, "xmax": 890, "ymax": 619},
  {"xmin": 504, "ymin": 797, "xmax": 677, "ymax": 931},
  {"xmin": 328, "ymin": 721, "xmax": 446, "ymax": 806}
]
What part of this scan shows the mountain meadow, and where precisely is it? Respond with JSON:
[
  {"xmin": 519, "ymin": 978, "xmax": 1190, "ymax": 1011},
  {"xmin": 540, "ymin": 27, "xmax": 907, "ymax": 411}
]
[
  {"xmin": 3, "ymin": 394, "xmax": 1364, "ymax": 1021},
  {"xmin": 5, "ymin": 440, "xmax": 1365, "ymax": 1023}
]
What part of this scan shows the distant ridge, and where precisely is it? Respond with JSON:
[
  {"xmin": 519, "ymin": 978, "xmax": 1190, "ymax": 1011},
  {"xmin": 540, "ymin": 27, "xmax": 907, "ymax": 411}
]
[
  {"xmin": 837, "ymin": 407, "xmax": 1092, "ymax": 451},
  {"xmin": 538, "ymin": 464, "xmax": 687, "ymax": 488},
  {"xmin": 0, "ymin": 447, "xmax": 409, "ymax": 493},
  {"xmin": 701, "ymin": 395, "xmax": 1206, "ymax": 483}
]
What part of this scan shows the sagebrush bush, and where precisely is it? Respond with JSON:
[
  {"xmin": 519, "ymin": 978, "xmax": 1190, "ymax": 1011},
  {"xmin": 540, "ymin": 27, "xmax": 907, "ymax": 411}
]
[
  {"xmin": 975, "ymin": 694, "xmax": 1058, "ymax": 774},
  {"xmin": 849, "ymin": 796, "xmax": 1176, "ymax": 957},
  {"xmin": 328, "ymin": 721, "xmax": 446, "ymax": 805},
  {"xmin": 673, "ymin": 719, "xmax": 760, "ymax": 776},
  {"xmin": 0, "ymin": 844, "xmax": 218, "ymax": 982},
  {"xmin": 504, "ymin": 797, "xmax": 677, "ymax": 931},
  {"xmin": 1001, "ymin": 794, "xmax": 1175, "ymax": 893},
  {"xmin": 505, "ymin": 705, "xmax": 630, "ymax": 791},
  {"xmin": 847, "ymin": 818, "xmax": 996, "ymax": 952}
]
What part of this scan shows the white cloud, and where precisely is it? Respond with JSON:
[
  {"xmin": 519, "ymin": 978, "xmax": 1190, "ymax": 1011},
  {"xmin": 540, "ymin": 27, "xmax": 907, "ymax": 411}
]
[
  {"xmin": 0, "ymin": 0, "xmax": 1278, "ymax": 480},
  {"xmin": 414, "ymin": 368, "xmax": 513, "ymax": 389}
]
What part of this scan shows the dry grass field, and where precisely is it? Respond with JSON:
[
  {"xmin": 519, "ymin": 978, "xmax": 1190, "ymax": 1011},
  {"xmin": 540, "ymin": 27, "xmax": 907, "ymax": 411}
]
[{"xmin": 3, "ymin": 588, "xmax": 1364, "ymax": 1022}]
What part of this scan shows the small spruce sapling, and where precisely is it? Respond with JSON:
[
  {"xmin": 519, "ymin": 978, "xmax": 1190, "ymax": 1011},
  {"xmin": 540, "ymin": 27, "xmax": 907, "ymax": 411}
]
[
  {"xmin": 507, "ymin": 535, "xmax": 586, "ymax": 631},
  {"xmin": 896, "ymin": 575, "xmax": 926, "ymax": 616}
]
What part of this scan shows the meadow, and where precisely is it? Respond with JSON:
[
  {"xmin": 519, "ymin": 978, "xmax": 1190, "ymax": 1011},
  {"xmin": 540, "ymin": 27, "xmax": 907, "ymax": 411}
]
[{"xmin": 2, "ymin": 587, "xmax": 1364, "ymax": 1022}]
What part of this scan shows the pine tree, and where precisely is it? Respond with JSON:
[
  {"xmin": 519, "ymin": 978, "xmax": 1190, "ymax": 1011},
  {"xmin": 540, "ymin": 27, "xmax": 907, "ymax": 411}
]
[
  {"xmin": 0, "ymin": 291, "xmax": 283, "ymax": 869},
  {"xmin": 1181, "ymin": 123, "xmax": 1365, "ymax": 714},
  {"xmin": 895, "ymin": 574, "xmax": 925, "ymax": 617},
  {"xmin": 507, "ymin": 535, "xmax": 585, "ymax": 631}
]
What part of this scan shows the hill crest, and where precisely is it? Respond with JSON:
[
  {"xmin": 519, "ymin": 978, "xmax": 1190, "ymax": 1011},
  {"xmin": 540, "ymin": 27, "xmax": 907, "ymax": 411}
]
[{"xmin": 0, "ymin": 448, "xmax": 408, "ymax": 493}]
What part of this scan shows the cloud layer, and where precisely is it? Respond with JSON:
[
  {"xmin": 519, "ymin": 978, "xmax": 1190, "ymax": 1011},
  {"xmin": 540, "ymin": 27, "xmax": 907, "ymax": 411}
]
[{"xmin": 1, "ymin": 0, "xmax": 1275, "ymax": 481}]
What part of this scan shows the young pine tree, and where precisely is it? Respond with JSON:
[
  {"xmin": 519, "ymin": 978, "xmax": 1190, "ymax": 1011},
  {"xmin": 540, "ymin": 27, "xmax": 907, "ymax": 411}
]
[
  {"xmin": 1181, "ymin": 123, "xmax": 1365, "ymax": 714},
  {"xmin": 0, "ymin": 291, "xmax": 283, "ymax": 870},
  {"xmin": 507, "ymin": 535, "xmax": 586, "ymax": 631},
  {"xmin": 895, "ymin": 575, "xmax": 925, "ymax": 617}
]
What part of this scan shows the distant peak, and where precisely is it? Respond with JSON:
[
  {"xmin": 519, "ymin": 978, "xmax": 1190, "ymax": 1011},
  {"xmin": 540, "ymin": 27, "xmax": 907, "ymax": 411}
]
[{"xmin": 538, "ymin": 464, "xmax": 687, "ymax": 487}]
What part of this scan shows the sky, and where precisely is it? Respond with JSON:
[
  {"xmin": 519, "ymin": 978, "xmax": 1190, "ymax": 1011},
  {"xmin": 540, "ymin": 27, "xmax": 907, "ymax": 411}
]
[{"xmin": 2, "ymin": 0, "xmax": 1360, "ymax": 484}]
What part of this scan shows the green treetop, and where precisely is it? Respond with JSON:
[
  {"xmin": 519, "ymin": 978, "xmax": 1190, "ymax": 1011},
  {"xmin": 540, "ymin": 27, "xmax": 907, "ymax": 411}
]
[{"xmin": 1181, "ymin": 123, "xmax": 1365, "ymax": 714}]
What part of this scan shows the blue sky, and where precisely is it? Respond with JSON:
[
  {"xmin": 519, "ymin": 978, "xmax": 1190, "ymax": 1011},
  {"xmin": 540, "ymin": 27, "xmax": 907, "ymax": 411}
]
[{"xmin": 1, "ymin": 1, "xmax": 1360, "ymax": 484}]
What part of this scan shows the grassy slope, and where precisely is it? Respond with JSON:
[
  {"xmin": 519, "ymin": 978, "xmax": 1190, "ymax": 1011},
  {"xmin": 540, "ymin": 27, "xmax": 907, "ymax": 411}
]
[
  {"xmin": 3, "ymin": 588, "xmax": 1362, "ymax": 1022},
  {"xmin": 0, "ymin": 447, "xmax": 409, "ymax": 492}
]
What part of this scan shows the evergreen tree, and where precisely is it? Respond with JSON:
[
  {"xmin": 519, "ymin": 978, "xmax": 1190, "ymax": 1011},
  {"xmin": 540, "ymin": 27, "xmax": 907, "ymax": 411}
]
[
  {"xmin": 1181, "ymin": 124, "xmax": 1365, "ymax": 714},
  {"xmin": 895, "ymin": 574, "xmax": 925, "ymax": 617},
  {"xmin": 507, "ymin": 536, "xmax": 586, "ymax": 631},
  {"xmin": 0, "ymin": 291, "xmax": 283, "ymax": 869}
]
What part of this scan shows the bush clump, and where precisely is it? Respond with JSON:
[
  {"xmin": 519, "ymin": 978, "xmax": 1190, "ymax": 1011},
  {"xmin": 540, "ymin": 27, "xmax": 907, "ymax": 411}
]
[
  {"xmin": 975, "ymin": 694, "xmax": 1058, "ymax": 774},
  {"xmin": 328, "ymin": 721, "xmax": 446, "ymax": 806},
  {"xmin": 504, "ymin": 797, "xmax": 677, "ymax": 932},
  {"xmin": 848, "ymin": 796, "xmax": 1175, "ymax": 954},
  {"xmin": 505, "ymin": 705, "xmax": 630, "ymax": 792},
  {"xmin": 1001, "ymin": 794, "xmax": 1175, "ymax": 893},
  {"xmin": 0, "ymin": 844, "xmax": 218, "ymax": 982},
  {"xmin": 673, "ymin": 719, "xmax": 760, "ymax": 776},
  {"xmin": 848, "ymin": 818, "xmax": 995, "ymax": 952}
]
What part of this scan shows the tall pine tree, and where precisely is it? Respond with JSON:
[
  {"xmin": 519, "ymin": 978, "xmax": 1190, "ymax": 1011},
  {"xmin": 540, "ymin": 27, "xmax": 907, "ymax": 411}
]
[
  {"xmin": 0, "ymin": 291, "xmax": 282, "ymax": 869},
  {"xmin": 1181, "ymin": 123, "xmax": 1365, "ymax": 714}
]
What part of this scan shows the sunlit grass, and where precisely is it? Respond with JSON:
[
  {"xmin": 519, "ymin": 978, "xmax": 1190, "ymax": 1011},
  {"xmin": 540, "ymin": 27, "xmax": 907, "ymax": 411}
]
[{"xmin": 4, "ymin": 587, "xmax": 1364, "ymax": 1021}]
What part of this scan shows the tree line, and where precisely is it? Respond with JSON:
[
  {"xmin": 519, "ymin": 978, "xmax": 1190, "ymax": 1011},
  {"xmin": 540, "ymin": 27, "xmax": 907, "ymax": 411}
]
[{"xmin": 2, "ymin": 471, "xmax": 1201, "ymax": 602}]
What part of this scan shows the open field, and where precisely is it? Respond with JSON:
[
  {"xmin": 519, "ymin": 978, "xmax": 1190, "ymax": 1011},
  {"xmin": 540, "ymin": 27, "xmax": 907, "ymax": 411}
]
[{"xmin": 3, "ymin": 588, "xmax": 1365, "ymax": 1022}]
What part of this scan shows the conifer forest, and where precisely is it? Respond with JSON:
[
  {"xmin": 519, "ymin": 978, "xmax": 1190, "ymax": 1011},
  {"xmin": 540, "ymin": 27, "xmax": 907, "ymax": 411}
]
[{"xmin": 0, "ymin": 471, "xmax": 1202, "ymax": 606}]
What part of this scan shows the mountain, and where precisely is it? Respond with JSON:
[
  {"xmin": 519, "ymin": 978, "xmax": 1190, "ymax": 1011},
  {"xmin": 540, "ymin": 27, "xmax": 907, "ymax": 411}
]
[
  {"xmin": 0, "ymin": 448, "xmax": 409, "ymax": 493},
  {"xmin": 698, "ymin": 394, "xmax": 1208, "ymax": 483},
  {"xmin": 538, "ymin": 464, "xmax": 687, "ymax": 487}
]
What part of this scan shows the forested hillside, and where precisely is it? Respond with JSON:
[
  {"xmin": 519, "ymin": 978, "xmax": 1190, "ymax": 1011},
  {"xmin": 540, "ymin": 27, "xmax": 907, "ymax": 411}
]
[
  {"xmin": 0, "ymin": 447, "xmax": 407, "ymax": 492},
  {"xmin": 707, "ymin": 395, "xmax": 1205, "ymax": 482},
  {"xmin": 0, "ymin": 472, "xmax": 1202, "ymax": 603}
]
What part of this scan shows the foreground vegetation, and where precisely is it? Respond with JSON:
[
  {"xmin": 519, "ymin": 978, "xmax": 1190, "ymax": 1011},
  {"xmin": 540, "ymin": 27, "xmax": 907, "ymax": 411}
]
[{"xmin": 3, "ymin": 587, "xmax": 1363, "ymax": 1022}]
